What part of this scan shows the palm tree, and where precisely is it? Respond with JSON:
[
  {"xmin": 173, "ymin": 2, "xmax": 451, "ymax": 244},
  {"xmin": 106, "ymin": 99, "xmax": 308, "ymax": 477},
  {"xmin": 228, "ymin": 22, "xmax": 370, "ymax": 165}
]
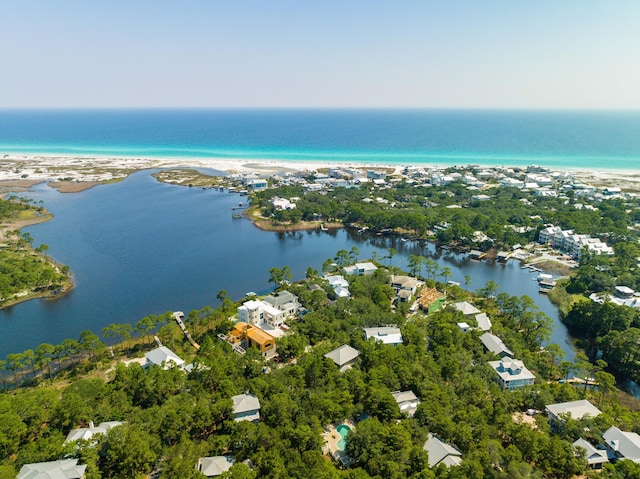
[{"xmin": 464, "ymin": 275, "xmax": 471, "ymax": 292}]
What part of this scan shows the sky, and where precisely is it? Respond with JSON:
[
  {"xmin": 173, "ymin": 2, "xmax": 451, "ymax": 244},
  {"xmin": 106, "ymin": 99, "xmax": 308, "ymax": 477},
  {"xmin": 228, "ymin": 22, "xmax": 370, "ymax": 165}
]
[{"xmin": 2, "ymin": 1, "xmax": 639, "ymax": 109}]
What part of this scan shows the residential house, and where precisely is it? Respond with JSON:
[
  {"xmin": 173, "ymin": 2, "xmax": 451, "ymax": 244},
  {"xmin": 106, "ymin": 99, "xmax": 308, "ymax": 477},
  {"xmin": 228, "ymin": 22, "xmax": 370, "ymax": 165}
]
[
  {"xmin": 237, "ymin": 300, "xmax": 285, "ymax": 328},
  {"xmin": 453, "ymin": 301, "xmax": 481, "ymax": 316},
  {"xmin": 197, "ymin": 456, "xmax": 235, "ymax": 477},
  {"xmin": 64, "ymin": 420, "xmax": 123, "ymax": 445},
  {"xmin": 228, "ymin": 322, "xmax": 277, "ymax": 359},
  {"xmin": 145, "ymin": 346, "xmax": 185, "ymax": 370},
  {"xmin": 324, "ymin": 344, "xmax": 360, "ymax": 372},
  {"xmin": 18, "ymin": 459, "xmax": 87, "ymax": 479},
  {"xmin": 417, "ymin": 287, "xmax": 446, "ymax": 313},
  {"xmin": 232, "ymin": 393, "xmax": 261, "ymax": 422},
  {"xmin": 327, "ymin": 275, "xmax": 350, "ymax": 298},
  {"xmin": 343, "ymin": 262, "xmax": 378, "ymax": 276},
  {"xmin": 474, "ymin": 313, "xmax": 492, "ymax": 331},
  {"xmin": 423, "ymin": 434, "xmax": 463, "ymax": 468},
  {"xmin": 545, "ymin": 400, "xmax": 601, "ymax": 422},
  {"xmin": 364, "ymin": 327, "xmax": 403, "ymax": 345},
  {"xmin": 602, "ymin": 426, "xmax": 640, "ymax": 463},
  {"xmin": 480, "ymin": 333, "xmax": 513, "ymax": 358},
  {"xmin": 246, "ymin": 178, "xmax": 267, "ymax": 191},
  {"xmin": 392, "ymin": 390, "xmax": 421, "ymax": 417},
  {"xmin": 390, "ymin": 275, "xmax": 422, "ymax": 302},
  {"xmin": 572, "ymin": 438, "xmax": 609, "ymax": 469},
  {"xmin": 263, "ymin": 291, "xmax": 300, "ymax": 317},
  {"xmin": 488, "ymin": 357, "xmax": 536, "ymax": 390}
]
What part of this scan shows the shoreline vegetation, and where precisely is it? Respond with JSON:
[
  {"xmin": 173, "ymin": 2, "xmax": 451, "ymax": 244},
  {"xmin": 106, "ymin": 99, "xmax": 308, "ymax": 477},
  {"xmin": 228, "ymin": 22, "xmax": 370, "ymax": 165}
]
[
  {"xmin": 2, "ymin": 155, "xmax": 640, "ymax": 476},
  {"xmin": 0, "ymin": 192, "xmax": 73, "ymax": 309},
  {"xmin": 1, "ymin": 257, "xmax": 639, "ymax": 478}
]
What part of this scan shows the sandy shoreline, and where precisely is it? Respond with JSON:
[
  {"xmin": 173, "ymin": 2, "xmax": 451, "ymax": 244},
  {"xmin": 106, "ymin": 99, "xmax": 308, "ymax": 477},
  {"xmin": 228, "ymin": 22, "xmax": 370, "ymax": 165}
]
[{"xmin": 1, "ymin": 153, "xmax": 639, "ymax": 193}]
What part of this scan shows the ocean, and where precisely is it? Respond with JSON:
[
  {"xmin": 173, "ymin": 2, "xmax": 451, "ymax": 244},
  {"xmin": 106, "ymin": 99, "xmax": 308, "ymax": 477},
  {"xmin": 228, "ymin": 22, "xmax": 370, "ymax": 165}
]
[{"xmin": 0, "ymin": 109, "xmax": 639, "ymax": 170}]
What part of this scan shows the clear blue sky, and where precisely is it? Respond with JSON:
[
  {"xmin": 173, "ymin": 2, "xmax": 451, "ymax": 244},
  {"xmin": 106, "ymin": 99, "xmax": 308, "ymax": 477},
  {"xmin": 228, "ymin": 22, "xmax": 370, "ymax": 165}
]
[{"xmin": 2, "ymin": 1, "xmax": 639, "ymax": 109}]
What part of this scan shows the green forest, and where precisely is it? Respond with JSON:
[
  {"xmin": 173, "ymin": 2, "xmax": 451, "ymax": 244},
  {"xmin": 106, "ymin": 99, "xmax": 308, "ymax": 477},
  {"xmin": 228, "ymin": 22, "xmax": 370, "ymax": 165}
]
[
  {"xmin": 0, "ymin": 196, "xmax": 70, "ymax": 305},
  {"xmin": 2, "ymin": 258, "xmax": 640, "ymax": 479}
]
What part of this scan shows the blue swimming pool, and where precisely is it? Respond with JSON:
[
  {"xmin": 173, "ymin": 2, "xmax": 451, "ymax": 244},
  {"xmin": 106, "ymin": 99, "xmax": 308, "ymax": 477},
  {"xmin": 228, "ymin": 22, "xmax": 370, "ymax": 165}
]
[{"xmin": 336, "ymin": 424, "xmax": 351, "ymax": 451}]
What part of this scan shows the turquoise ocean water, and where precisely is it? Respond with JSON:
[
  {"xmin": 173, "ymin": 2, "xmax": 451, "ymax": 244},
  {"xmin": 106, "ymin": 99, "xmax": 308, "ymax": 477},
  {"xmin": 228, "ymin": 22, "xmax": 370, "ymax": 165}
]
[{"xmin": 0, "ymin": 109, "xmax": 639, "ymax": 170}]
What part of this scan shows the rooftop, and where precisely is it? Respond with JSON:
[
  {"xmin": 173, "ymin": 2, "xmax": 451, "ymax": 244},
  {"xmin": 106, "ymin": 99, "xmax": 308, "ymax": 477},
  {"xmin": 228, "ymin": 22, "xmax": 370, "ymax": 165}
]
[{"xmin": 545, "ymin": 400, "xmax": 601, "ymax": 421}]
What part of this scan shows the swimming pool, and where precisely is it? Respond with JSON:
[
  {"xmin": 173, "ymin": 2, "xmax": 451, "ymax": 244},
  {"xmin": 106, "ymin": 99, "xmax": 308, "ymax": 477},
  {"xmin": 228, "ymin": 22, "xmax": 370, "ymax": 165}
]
[{"xmin": 336, "ymin": 424, "xmax": 351, "ymax": 451}]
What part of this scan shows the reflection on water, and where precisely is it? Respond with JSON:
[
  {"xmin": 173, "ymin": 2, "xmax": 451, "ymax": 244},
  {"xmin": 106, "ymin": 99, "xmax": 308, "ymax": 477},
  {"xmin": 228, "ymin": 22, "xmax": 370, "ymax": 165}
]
[{"xmin": 0, "ymin": 171, "xmax": 573, "ymax": 362}]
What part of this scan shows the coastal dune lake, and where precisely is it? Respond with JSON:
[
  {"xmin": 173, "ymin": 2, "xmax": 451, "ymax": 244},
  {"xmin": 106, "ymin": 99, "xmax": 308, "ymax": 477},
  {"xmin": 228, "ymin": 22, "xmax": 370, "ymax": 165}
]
[{"xmin": 0, "ymin": 170, "xmax": 573, "ymax": 360}]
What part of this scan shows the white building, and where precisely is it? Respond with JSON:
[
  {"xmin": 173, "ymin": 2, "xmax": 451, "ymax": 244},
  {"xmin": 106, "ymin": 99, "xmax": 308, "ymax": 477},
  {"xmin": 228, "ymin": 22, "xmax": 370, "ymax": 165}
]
[
  {"xmin": 64, "ymin": 420, "xmax": 123, "ymax": 445},
  {"xmin": 237, "ymin": 300, "xmax": 285, "ymax": 328},
  {"xmin": 364, "ymin": 327, "xmax": 403, "ymax": 345},
  {"xmin": 145, "ymin": 346, "xmax": 185, "ymax": 370},
  {"xmin": 392, "ymin": 390, "xmax": 421, "ymax": 417},
  {"xmin": 488, "ymin": 357, "xmax": 536, "ymax": 390}
]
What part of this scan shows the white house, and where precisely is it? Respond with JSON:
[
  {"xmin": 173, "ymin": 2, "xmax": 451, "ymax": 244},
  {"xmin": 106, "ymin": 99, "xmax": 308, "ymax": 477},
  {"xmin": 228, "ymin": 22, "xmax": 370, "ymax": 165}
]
[
  {"xmin": 145, "ymin": 346, "xmax": 185, "ymax": 370},
  {"xmin": 197, "ymin": 456, "xmax": 235, "ymax": 477},
  {"xmin": 392, "ymin": 390, "xmax": 421, "ymax": 417},
  {"xmin": 343, "ymin": 262, "xmax": 378, "ymax": 276},
  {"xmin": 423, "ymin": 434, "xmax": 462, "ymax": 468},
  {"xmin": 602, "ymin": 426, "xmax": 640, "ymax": 463},
  {"xmin": 232, "ymin": 393, "xmax": 261, "ymax": 422},
  {"xmin": 480, "ymin": 333, "xmax": 513, "ymax": 358},
  {"xmin": 453, "ymin": 301, "xmax": 481, "ymax": 316},
  {"xmin": 572, "ymin": 438, "xmax": 608, "ymax": 469},
  {"xmin": 18, "ymin": 459, "xmax": 87, "ymax": 479},
  {"xmin": 237, "ymin": 300, "xmax": 285, "ymax": 328},
  {"xmin": 263, "ymin": 291, "xmax": 300, "ymax": 317},
  {"xmin": 64, "ymin": 420, "xmax": 123, "ymax": 445},
  {"xmin": 364, "ymin": 327, "xmax": 403, "ymax": 345},
  {"xmin": 327, "ymin": 275, "xmax": 350, "ymax": 298},
  {"xmin": 545, "ymin": 400, "xmax": 601, "ymax": 422},
  {"xmin": 324, "ymin": 344, "xmax": 360, "ymax": 372}
]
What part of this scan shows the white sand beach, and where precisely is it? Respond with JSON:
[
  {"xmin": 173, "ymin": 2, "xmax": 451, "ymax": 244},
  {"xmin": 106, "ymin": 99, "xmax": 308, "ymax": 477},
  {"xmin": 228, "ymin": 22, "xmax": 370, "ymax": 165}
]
[{"xmin": 0, "ymin": 154, "xmax": 639, "ymax": 193}]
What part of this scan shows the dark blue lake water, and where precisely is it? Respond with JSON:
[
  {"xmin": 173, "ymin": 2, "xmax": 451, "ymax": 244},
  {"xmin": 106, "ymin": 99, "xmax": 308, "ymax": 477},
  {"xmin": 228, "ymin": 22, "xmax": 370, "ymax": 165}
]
[{"xmin": 0, "ymin": 171, "xmax": 573, "ymax": 361}]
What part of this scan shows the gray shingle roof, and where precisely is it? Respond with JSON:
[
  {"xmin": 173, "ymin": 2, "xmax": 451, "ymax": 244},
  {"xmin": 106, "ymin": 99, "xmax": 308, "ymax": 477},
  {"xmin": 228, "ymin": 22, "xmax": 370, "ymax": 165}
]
[
  {"xmin": 324, "ymin": 344, "xmax": 360, "ymax": 367},
  {"xmin": 423, "ymin": 434, "xmax": 462, "ymax": 468},
  {"xmin": 18, "ymin": 459, "xmax": 87, "ymax": 479}
]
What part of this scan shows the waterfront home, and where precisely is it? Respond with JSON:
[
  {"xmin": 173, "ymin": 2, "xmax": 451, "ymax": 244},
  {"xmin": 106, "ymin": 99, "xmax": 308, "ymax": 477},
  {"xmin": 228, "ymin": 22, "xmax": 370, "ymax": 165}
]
[
  {"xmin": 263, "ymin": 290, "xmax": 300, "ymax": 316},
  {"xmin": 64, "ymin": 420, "xmax": 123, "ymax": 445},
  {"xmin": 391, "ymin": 390, "xmax": 421, "ymax": 417},
  {"xmin": 417, "ymin": 287, "xmax": 446, "ymax": 313},
  {"xmin": 390, "ymin": 275, "xmax": 422, "ymax": 298},
  {"xmin": 324, "ymin": 344, "xmax": 360, "ymax": 372},
  {"xmin": 480, "ymin": 333, "xmax": 513, "ymax": 358},
  {"xmin": 237, "ymin": 299, "xmax": 285, "ymax": 328},
  {"xmin": 18, "ymin": 459, "xmax": 86, "ymax": 479},
  {"xmin": 196, "ymin": 456, "xmax": 235, "ymax": 477},
  {"xmin": 232, "ymin": 393, "xmax": 261, "ymax": 422},
  {"xmin": 423, "ymin": 434, "xmax": 462, "ymax": 468},
  {"xmin": 488, "ymin": 357, "xmax": 536, "ymax": 390},
  {"xmin": 364, "ymin": 326, "xmax": 403, "ymax": 345},
  {"xmin": 343, "ymin": 262, "xmax": 378, "ymax": 276},
  {"xmin": 246, "ymin": 178, "xmax": 267, "ymax": 191},
  {"xmin": 144, "ymin": 346, "xmax": 185, "ymax": 370},
  {"xmin": 545, "ymin": 400, "xmax": 601, "ymax": 423},
  {"xmin": 572, "ymin": 438, "xmax": 609, "ymax": 469},
  {"xmin": 602, "ymin": 426, "xmax": 640, "ymax": 463},
  {"xmin": 227, "ymin": 322, "xmax": 277, "ymax": 359},
  {"xmin": 453, "ymin": 301, "xmax": 481, "ymax": 316},
  {"xmin": 326, "ymin": 275, "xmax": 350, "ymax": 298}
]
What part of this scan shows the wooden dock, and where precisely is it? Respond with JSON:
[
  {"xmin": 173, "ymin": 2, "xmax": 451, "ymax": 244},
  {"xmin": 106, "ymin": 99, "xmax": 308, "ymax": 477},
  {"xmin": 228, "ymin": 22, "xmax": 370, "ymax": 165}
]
[{"xmin": 173, "ymin": 311, "xmax": 200, "ymax": 350}]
